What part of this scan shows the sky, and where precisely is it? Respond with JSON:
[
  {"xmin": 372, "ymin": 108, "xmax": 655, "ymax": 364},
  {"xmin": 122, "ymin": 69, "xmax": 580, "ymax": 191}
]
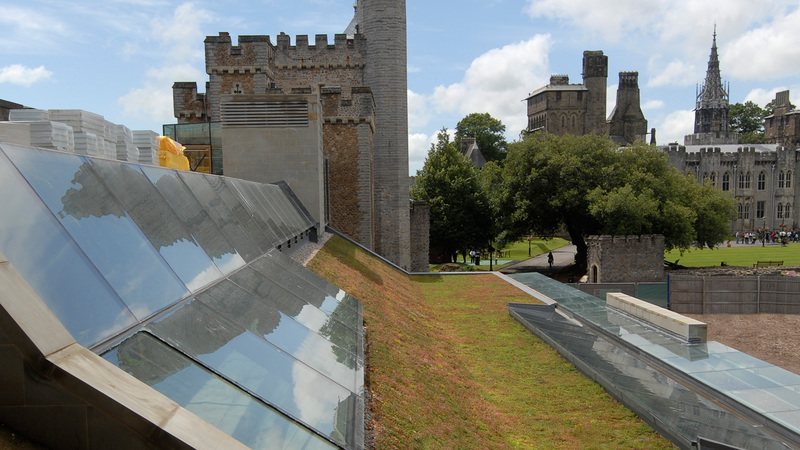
[{"xmin": 3, "ymin": 0, "xmax": 800, "ymax": 176}]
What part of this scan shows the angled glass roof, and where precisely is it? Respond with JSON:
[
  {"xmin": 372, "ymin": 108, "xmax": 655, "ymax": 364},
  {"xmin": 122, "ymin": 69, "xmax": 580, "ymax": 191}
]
[
  {"xmin": 0, "ymin": 143, "xmax": 363, "ymax": 449},
  {"xmin": 509, "ymin": 272, "xmax": 800, "ymax": 448}
]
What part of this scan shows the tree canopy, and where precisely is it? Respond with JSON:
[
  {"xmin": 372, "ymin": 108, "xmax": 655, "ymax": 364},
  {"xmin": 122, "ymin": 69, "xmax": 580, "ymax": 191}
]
[
  {"xmin": 729, "ymin": 101, "xmax": 767, "ymax": 144},
  {"xmin": 411, "ymin": 129, "xmax": 494, "ymax": 262},
  {"xmin": 455, "ymin": 113, "xmax": 508, "ymax": 163},
  {"xmin": 499, "ymin": 133, "xmax": 735, "ymax": 268}
]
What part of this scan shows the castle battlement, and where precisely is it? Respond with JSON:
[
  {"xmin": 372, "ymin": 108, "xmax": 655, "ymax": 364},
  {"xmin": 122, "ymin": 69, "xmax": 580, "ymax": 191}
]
[
  {"xmin": 699, "ymin": 147, "xmax": 722, "ymax": 154},
  {"xmin": 618, "ymin": 71, "xmax": 639, "ymax": 88}
]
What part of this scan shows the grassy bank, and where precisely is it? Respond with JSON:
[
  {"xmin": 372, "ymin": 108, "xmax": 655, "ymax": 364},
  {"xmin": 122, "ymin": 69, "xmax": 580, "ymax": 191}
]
[
  {"xmin": 665, "ymin": 242, "xmax": 800, "ymax": 267},
  {"xmin": 308, "ymin": 236, "xmax": 670, "ymax": 448}
]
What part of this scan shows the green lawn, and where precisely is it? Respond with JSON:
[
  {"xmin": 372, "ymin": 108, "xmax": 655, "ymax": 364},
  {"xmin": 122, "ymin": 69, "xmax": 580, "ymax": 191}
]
[{"xmin": 665, "ymin": 242, "xmax": 800, "ymax": 267}]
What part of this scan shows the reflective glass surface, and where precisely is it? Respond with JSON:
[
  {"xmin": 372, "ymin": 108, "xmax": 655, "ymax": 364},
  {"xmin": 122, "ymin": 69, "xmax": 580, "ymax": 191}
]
[
  {"xmin": 103, "ymin": 332, "xmax": 335, "ymax": 449},
  {"xmin": 227, "ymin": 178, "xmax": 292, "ymax": 241},
  {"xmin": 141, "ymin": 166, "xmax": 245, "ymax": 275},
  {"xmin": 509, "ymin": 272, "xmax": 800, "ymax": 448},
  {"xmin": 197, "ymin": 280, "xmax": 363, "ymax": 392},
  {"xmin": 0, "ymin": 146, "xmax": 137, "ymax": 347},
  {"xmin": 88, "ymin": 159, "xmax": 222, "ymax": 292},
  {"xmin": 177, "ymin": 171, "xmax": 261, "ymax": 262},
  {"xmin": 229, "ymin": 266, "xmax": 361, "ymax": 357},
  {"xmin": 147, "ymin": 300, "xmax": 358, "ymax": 447},
  {"xmin": 204, "ymin": 176, "xmax": 277, "ymax": 251},
  {"xmin": 4, "ymin": 146, "xmax": 189, "ymax": 321}
]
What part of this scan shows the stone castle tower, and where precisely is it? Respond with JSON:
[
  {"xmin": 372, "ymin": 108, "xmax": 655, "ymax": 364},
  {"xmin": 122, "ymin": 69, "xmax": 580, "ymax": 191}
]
[
  {"xmin": 170, "ymin": 1, "xmax": 416, "ymax": 270},
  {"xmin": 685, "ymin": 30, "xmax": 737, "ymax": 145},
  {"xmin": 608, "ymin": 72, "xmax": 648, "ymax": 144},
  {"xmin": 582, "ymin": 50, "xmax": 608, "ymax": 135},
  {"xmin": 358, "ymin": 0, "xmax": 411, "ymax": 269}
]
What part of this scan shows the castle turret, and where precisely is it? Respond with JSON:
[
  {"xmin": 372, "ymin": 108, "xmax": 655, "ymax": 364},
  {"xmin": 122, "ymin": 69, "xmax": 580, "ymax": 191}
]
[
  {"xmin": 608, "ymin": 72, "xmax": 648, "ymax": 144},
  {"xmin": 582, "ymin": 50, "xmax": 608, "ymax": 135},
  {"xmin": 360, "ymin": 0, "xmax": 411, "ymax": 269}
]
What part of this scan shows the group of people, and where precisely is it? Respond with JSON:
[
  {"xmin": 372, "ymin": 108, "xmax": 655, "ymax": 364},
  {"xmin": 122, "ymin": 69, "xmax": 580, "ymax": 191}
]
[{"xmin": 735, "ymin": 230, "xmax": 799, "ymax": 246}]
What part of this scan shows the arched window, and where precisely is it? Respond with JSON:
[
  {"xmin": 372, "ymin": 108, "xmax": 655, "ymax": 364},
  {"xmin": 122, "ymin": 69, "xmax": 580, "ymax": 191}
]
[
  {"xmin": 777, "ymin": 203, "xmax": 784, "ymax": 219},
  {"xmin": 787, "ymin": 171, "xmax": 793, "ymax": 188},
  {"xmin": 745, "ymin": 172, "xmax": 751, "ymax": 189},
  {"xmin": 561, "ymin": 114, "xmax": 566, "ymax": 128},
  {"xmin": 787, "ymin": 203, "xmax": 792, "ymax": 219},
  {"xmin": 722, "ymin": 172, "xmax": 730, "ymax": 191},
  {"xmin": 779, "ymin": 171, "xmax": 786, "ymax": 188},
  {"xmin": 744, "ymin": 203, "xmax": 751, "ymax": 220},
  {"xmin": 710, "ymin": 172, "xmax": 717, "ymax": 187},
  {"xmin": 571, "ymin": 114, "xmax": 576, "ymax": 128},
  {"xmin": 737, "ymin": 203, "xmax": 743, "ymax": 219},
  {"xmin": 758, "ymin": 171, "xmax": 766, "ymax": 190},
  {"xmin": 738, "ymin": 172, "xmax": 745, "ymax": 190}
]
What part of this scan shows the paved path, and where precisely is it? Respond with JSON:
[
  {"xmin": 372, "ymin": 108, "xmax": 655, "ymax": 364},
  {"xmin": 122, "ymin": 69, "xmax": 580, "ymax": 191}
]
[{"xmin": 501, "ymin": 244, "xmax": 577, "ymax": 274}]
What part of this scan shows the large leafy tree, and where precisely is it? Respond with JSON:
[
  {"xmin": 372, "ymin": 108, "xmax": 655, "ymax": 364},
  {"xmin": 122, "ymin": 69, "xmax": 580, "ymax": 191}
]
[
  {"xmin": 455, "ymin": 113, "xmax": 508, "ymax": 162},
  {"xmin": 412, "ymin": 129, "xmax": 494, "ymax": 262},
  {"xmin": 730, "ymin": 101, "xmax": 767, "ymax": 144},
  {"xmin": 500, "ymin": 133, "xmax": 735, "ymax": 268}
]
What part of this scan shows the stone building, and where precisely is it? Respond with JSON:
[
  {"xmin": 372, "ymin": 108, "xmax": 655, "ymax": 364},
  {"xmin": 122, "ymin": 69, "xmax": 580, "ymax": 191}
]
[
  {"xmin": 765, "ymin": 90, "xmax": 800, "ymax": 148},
  {"xmin": 663, "ymin": 31, "xmax": 799, "ymax": 233},
  {"xmin": 684, "ymin": 31, "xmax": 738, "ymax": 146},
  {"xmin": 524, "ymin": 50, "xmax": 648, "ymax": 144},
  {"xmin": 169, "ymin": 0, "xmax": 418, "ymax": 271},
  {"xmin": 586, "ymin": 235, "xmax": 665, "ymax": 283}
]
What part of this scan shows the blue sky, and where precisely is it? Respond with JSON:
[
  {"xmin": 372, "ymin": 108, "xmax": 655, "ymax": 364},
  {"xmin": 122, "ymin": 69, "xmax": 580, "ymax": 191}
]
[{"xmin": 3, "ymin": 1, "xmax": 800, "ymax": 175}]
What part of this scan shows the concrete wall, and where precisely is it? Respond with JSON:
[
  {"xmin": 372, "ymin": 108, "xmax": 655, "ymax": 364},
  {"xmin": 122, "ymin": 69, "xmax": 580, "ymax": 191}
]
[
  {"xmin": 221, "ymin": 93, "xmax": 325, "ymax": 228},
  {"xmin": 670, "ymin": 274, "xmax": 800, "ymax": 314},
  {"xmin": 587, "ymin": 235, "xmax": 665, "ymax": 283}
]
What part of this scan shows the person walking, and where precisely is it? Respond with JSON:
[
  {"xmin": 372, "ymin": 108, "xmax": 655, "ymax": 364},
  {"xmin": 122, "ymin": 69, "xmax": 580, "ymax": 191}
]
[{"xmin": 547, "ymin": 251, "xmax": 554, "ymax": 271}]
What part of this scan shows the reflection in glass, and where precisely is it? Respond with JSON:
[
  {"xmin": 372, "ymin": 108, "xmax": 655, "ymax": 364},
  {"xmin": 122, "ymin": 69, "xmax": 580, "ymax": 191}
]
[
  {"xmin": 141, "ymin": 166, "xmax": 245, "ymax": 275},
  {"xmin": 147, "ymin": 300, "xmax": 357, "ymax": 447},
  {"xmin": 0, "ymin": 146, "xmax": 137, "ymax": 347},
  {"xmin": 3, "ymin": 146, "xmax": 188, "ymax": 322},
  {"xmin": 88, "ymin": 159, "xmax": 222, "ymax": 292},
  {"xmin": 227, "ymin": 179, "xmax": 291, "ymax": 242},
  {"xmin": 198, "ymin": 280, "xmax": 362, "ymax": 391},
  {"xmin": 204, "ymin": 176, "xmax": 276, "ymax": 252},
  {"xmin": 103, "ymin": 332, "xmax": 334, "ymax": 449},
  {"xmin": 177, "ymin": 171, "xmax": 261, "ymax": 262}
]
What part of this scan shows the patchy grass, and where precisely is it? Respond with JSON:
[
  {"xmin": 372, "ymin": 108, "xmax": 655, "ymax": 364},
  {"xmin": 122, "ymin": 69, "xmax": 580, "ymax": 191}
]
[
  {"xmin": 665, "ymin": 242, "xmax": 800, "ymax": 267},
  {"xmin": 308, "ymin": 236, "xmax": 671, "ymax": 449}
]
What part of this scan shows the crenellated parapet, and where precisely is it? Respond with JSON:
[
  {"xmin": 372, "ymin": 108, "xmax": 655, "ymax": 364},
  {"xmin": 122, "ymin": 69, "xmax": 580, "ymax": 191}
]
[
  {"xmin": 274, "ymin": 33, "xmax": 366, "ymax": 70},
  {"xmin": 320, "ymin": 86, "xmax": 375, "ymax": 131},
  {"xmin": 172, "ymin": 81, "xmax": 208, "ymax": 123}
]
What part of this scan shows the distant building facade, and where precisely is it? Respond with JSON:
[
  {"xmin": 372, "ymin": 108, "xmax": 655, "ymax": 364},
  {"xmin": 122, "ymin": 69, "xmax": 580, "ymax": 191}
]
[
  {"xmin": 765, "ymin": 90, "xmax": 800, "ymax": 149},
  {"xmin": 524, "ymin": 50, "xmax": 647, "ymax": 145},
  {"xmin": 663, "ymin": 32, "xmax": 799, "ymax": 232}
]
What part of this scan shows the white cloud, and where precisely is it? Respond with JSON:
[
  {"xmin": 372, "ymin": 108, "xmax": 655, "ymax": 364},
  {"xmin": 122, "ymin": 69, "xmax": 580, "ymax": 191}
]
[
  {"xmin": 408, "ymin": 89, "xmax": 432, "ymax": 131},
  {"xmin": 429, "ymin": 35, "xmax": 552, "ymax": 137},
  {"xmin": 723, "ymin": 7, "xmax": 800, "ymax": 80},
  {"xmin": 606, "ymin": 84, "xmax": 618, "ymax": 120},
  {"xmin": 118, "ymin": 3, "xmax": 212, "ymax": 129},
  {"xmin": 642, "ymin": 100, "xmax": 665, "ymax": 110},
  {"xmin": 0, "ymin": 64, "xmax": 52, "ymax": 87},
  {"xmin": 408, "ymin": 133, "xmax": 433, "ymax": 175},
  {"xmin": 647, "ymin": 59, "xmax": 699, "ymax": 88},
  {"xmin": 743, "ymin": 87, "xmax": 787, "ymax": 107},
  {"xmin": 655, "ymin": 109, "xmax": 694, "ymax": 145},
  {"xmin": 0, "ymin": 6, "xmax": 69, "ymax": 52}
]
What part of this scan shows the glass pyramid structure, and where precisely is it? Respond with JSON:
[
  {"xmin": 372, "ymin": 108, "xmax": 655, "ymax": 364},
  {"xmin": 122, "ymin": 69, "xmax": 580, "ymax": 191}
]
[{"xmin": 0, "ymin": 143, "xmax": 364, "ymax": 449}]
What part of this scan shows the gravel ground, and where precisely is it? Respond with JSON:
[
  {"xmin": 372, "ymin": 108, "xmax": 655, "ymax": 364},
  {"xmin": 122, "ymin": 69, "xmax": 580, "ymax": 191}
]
[{"xmin": 685, "ymin": 313, "xmax": 800, "ymax": 375}]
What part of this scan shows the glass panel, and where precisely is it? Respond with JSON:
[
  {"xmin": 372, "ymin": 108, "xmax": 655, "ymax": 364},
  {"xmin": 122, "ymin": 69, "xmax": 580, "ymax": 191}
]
[
  {"xmin": 147, "ymin": 300, "xmax": 358, "ymax": 447},
  {"xmin": 141, "ymin": 166, "xmax": 245, "ymax": 275},
  {"xmin": 4, "ymin": 146, "xmax": 189, "ymax": 321},
  {"xmin": 0, "ymin": 146, "xmax": 137, "ymax": 347},
  {"xmin": 103, "ymin": 332, "xmax": 334, "ymax": 449},
  {"xmin": 227, "ymin": 178, "xmax": 291, "ymax": 241},
  {"xmin": 204, "ymin": 176, "xmax": 277, "ymax": 251},
  {"xmin": 88, "ymin": 159, "xmax": 222, "ymax": 292},
  {"xmin": 229, "ymin": 267, "xmax": 361, "ymax": 356},
  {"xmin": 177, "ymin": 171, "xmax": 262, "ymax": 262},
  {"xmin": 197, "ymin": 280, "xmax": 363, "ymax": 392}
]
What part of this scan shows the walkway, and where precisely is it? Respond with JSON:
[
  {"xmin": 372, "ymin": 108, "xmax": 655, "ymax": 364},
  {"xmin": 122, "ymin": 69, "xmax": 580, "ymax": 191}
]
[{"xmin": 500, "ymin": 244, "xmax": 577, "ymax": 274}]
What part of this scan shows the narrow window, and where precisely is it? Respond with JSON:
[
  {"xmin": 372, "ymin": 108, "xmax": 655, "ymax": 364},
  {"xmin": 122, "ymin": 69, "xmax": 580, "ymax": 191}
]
[
  {"xmin": 745, "ymin": 172, "xmax": 751, "ymax": 189},
  {"xmin": 757, "ymin": 201, "xmax": 765, "ymax": 219},
  {"xmin": 779, "ymin": 171, "xmax": 786, "ymax": 188},
  {"xmin": 744, "ymin": 203, "xmax": 751, "ymax": 220},
  {"xmin": 722, "ymin": 172, "xmax": 730, "ymax": 191},
  {"xmin": 737, "ymin": 203, "xmax": 743, "ymax": 219},
  {"xmin": 758, "ymin": 171, "xmax": 766, "ymax": 191},
  {"xmin": 787, "ymin": 171, "xmax": 793, "ymax": 188},
  {"xmin": 777, "ymin": 203, "xmax": 784, "ymax": 219}
]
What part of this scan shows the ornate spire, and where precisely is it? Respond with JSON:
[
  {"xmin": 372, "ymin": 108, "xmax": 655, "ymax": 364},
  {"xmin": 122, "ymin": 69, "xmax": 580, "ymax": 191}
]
[{"xmin": 697, "ymin": 28, "xmax": 729, "ymax": 107}]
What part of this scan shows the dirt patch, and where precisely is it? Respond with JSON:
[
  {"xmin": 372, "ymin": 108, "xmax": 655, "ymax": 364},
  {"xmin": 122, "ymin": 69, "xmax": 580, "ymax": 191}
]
[{"xmin": 685, "ymin": 313, "xmax": 800, "ymax": 375}]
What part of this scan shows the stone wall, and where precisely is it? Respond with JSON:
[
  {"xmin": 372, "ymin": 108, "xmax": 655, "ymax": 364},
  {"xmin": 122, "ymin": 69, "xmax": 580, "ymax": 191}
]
[
  {"xmin": 587, "ymin": 235, "xmax": 665, "ymax": 283},
  {"xmin": 409, "ymin": 201, "xmax": 430, "ymax": 272}
]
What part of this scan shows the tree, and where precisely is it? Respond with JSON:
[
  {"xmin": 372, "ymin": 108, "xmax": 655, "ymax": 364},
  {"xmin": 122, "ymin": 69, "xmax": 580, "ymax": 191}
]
[
  {"xmin": 411, "ymin": 129, "xmax": 494, "ymax": 263},
  {"xmin": 455, "ymin": 113, "xmax": 508, "ymax": 163},
  {"xmin": 500, "ymin": 133, "xmax": 735, "ymax": 269},
  {"xmin": 730, "ymin": 101, "xmax": 767, "ymax": 144}
]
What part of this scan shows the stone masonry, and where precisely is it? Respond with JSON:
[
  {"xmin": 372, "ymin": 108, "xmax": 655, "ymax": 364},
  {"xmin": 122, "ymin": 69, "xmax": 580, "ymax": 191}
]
[{"xmin": 587, "ymin": 235, "xmax": 666, "ymax": 283}]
